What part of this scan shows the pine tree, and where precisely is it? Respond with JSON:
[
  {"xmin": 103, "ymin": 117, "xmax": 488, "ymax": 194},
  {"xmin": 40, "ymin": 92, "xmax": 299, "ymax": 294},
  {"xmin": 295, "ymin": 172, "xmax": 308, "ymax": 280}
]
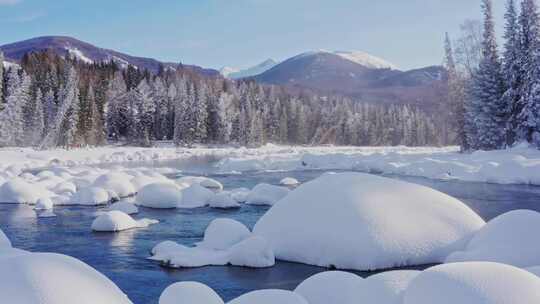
[
  {"xmin": 0, "ymin": 69, "xmax": 30, "ymax": 147},
  {"xmin": 0, "ymin": 51, "xmax": 4, "ymax": 103},
  {"xmin": 470, "ymin": 0, "xmax": 507, "ymax": 150}
]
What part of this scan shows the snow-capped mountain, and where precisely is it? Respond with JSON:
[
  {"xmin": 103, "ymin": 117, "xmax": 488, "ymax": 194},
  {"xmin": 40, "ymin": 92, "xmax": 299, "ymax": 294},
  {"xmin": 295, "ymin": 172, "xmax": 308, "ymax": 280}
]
[
  {"xmin": 221, "ymin": 59, "xmax": 278, "ymax": 79},
  {"xmin": 333, "ymin": 50, "xmax": 398, "ymax": 70},
  {"xmin": 0, "ymin": 36, "xmax": 219, "ymax": 76}
]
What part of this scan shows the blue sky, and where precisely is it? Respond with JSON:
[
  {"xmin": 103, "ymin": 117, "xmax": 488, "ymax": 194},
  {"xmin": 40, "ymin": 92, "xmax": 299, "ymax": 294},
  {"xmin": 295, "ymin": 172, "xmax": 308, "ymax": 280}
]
[{"xmin": 0, "ymin": 0, "xmax": 505, "ymax": 70}]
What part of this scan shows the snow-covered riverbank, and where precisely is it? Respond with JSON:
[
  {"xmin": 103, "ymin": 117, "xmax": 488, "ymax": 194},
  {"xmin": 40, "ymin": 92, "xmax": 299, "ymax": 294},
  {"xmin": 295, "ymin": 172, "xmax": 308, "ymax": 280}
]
[{"xmin": 2, "ymin": 144, "xmax": 540, "ymax": 186}]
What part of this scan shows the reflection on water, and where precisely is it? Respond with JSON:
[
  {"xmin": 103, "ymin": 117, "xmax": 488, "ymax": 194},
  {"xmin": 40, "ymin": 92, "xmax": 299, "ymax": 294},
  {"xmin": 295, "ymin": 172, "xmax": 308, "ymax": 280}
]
[{"xmin": 2, "ymin": 167, "xmax": 540, "ymax": 304}]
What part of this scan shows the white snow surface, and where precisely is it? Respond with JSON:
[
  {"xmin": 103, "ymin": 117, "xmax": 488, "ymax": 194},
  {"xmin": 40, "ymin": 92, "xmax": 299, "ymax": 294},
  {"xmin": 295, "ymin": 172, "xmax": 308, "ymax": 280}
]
[
  {"xmin": 0, "ymin": 252, "xmax": 133, "ymax": 304},
  {"xmin": 176, "ymin": 176, "xmax": 223, "ymax": 190},
  {"xmin": 70, "ymin": 187, "xmax": 110, "ymax": 205},
  {"xmin": 333, "ymin": 50, "xmax": 398, "ymax": 70},
  {"xmin": 228, "ymin": 290, "xmax": 308, "ymax": 304},
  {"xmin": 91, "ymin": 211, "xmax": 158, "ymax": 232},
  {"xmin": 446, "ymin": 210, "xmax": 540, "ymax": 268},
  {"xmin": 108, "ymin": 201, "xmax": 139, "ymax": 215},
  {"xmin": 208, "ymin": 192, "xmax": 241, "ymax": 209},
  {"xmin": 93, "ymin": 172, "xmax": 136, "ymax": 198},
  {"xmin": 159, "ymin": 282, "xmax": 224, "ymax": 304},
  {"xmin": 66, "ymin": 47, "xmax": 94, "ymax": 64},
  {"xmin": 181, "ymin": 183, "xmax": 214, "ymax": 208},
  {"xmin": 254, "ymin": 172, "xmax": 485, "ymax": 270},
  {"xmin": 136, "ymin": 183, "xmax": 183, "ymax": 209},
  {"xmin": 199, "ymin": 219, "xmax": 252, "ymax": 250},
  {"xmin": 246, "ymin": 183, "xmax": 290, "ymax": 206},
  {"xmin": 294, "ymin": 271, "xmax": 364, "ymax": 304},
  {"xmin": 403, "ymin": 262, "xmax": 540, "ymax": 304},
  {"xmin": 35, "ymin": 197, "xmax": 54, "ymax": 210},
  {"xmin": 280, "ymin": 177, "xmax": 300, "ymax": 186},
  {"xmin": 0, "ymin": 178, "xmax": 53, "ymax": 204},
  {"xmin": 362, "ymin": 270, "xmax": 420, "ymax": 304}
]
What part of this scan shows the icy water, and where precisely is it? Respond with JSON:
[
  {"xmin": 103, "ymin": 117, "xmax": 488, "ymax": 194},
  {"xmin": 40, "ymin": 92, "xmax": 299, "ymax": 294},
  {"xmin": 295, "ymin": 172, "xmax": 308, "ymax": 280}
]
[{"xmin": 2, "ymin": 163, "xmax": 540, "ymax": 303}]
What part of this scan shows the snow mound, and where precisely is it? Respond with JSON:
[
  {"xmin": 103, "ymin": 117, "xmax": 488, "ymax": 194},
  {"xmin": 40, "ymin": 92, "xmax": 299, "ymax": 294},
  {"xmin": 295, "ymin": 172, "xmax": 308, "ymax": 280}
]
[
  {"xmin": 228, "ymin": 236, "xmax": 275, "ymax": 268},
  {"xmin": 136, "ymin": 183, "xmax": 182, "ymax": 209},
  {"xmin": 208, "ymin": 192, "xmax": 241, "ymax": 209},
  {"xmin": 94, "ymin": 172, "xmax": 136, "ymax": 198},
  {"xmin": 109, "ymin": 201, "xmax": 139, "ymax": 215},
  {"xmin": 35, "ymin": 197, "xmax": 54, "ymax": 210},
  {"xmin": 363, "ymin": 271, "xmax": 420, "ymax": 304},
  {"xmin": 159, "ymin": 282, "xmax": 224, "ymax": 304},
  {"xmin": 70, "ymin": 187, "xmax": 110, "ymax": 205},
  {"xmin": 181, "ymin": 184, "xmax": 214, "ymax": 208},
  {"xmin": 0, "ymin": 178, "xmax": 52, "ymax": 204},
  {"xmin": 246, "ymin": 183, "xmax": 290, "ymax": 206},
  {"xmin": 403, "ymin": 262, "xmax": 540, "ymax": 304},
  {"xmin": 446, "ymin": 210, "xmax": 540, "ymax": 267},
  {"xmin": 52, "ymin": 181, "xmax": 77, "ymax": 195},
  {"xmin": 0, "ymin": 252, "xmax": 132, "ymax": 304},
  {"xmin": 230, "ymin": 188, "xmax": 250, "ymax": 203},
  {"xmin": 254, "ymin": 172, "xmax": 485, "ymax": 270},
  {"xmin": 199, "ymin": 218, "xmax": 251, "ymax": 250},
  {"xmin": 91, "ymin": 211, "xmax": 158, "ymax": 232},
  {"xmin": 280, "ymin": 177, "xmax": 300, "ymax": 186},
  {"xmin": 294, "ymin": 271, "xmax": 364, "ymax": 304},
  {"xmin": 228, "ymin": 290, "xmax": 308, "ymax": 304},
  {"xmin": 131, "ymin": 175, "xmax": 173, "ymax": 192},
  {"xmin": 176, "ymin": 176, "xmax": 223, "ymax": 190}
]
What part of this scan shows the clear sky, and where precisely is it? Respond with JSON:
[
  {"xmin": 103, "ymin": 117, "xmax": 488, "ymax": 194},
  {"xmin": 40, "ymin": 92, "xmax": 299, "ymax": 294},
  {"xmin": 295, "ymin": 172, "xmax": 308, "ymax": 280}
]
[{"xmin": 0, "ymin": 0, "xmax": 506, "ymax": 71}]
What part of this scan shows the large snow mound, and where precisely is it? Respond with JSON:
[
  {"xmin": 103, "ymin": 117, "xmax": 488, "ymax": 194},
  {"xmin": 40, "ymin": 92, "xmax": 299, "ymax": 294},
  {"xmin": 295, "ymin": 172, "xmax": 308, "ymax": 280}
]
[
  {"xmin": 0, "ymin": 252, "xmax": 133, "ymax": 304},
  {"xmin": 108, "ymin": 201, "xmax": 139, "ymax": 215},
  {"xmin": 70, "ymin": 187, "xmax": 110, "ymax": 205},
  {"xmin": 199, "ymin": 218, "xmax": 251, "ymax": 250},
  {"xmin": 136, "ymin": 183, "xmax": 182, "ymax": 209},
  {"xmin": 363, "ymin": 270, "xmax": 420, "ymax": 304},
  {"xmin": 208, "ymin": 192, "xmax": 240, "ymax": 209},
  {"xmin": 228, "ymin": 236, "xmax": 275, "ymax": 268},
  {"xmin": 446, "ymin": 210, "xmax": 540, "ymax": 267},
  {"xmin": 294, "ymin": 271, "xmax": 364, "ymax": 304},
  {"xmin": 403, "ymin": 262, "xmax": 540, "ymax": 304},
  {"xmin": 246, "ymin": 183, "xmax": 290, "ymax": 206},
  {"xmin": 181, "ymin": 184, "xmax": 214, "ymax": 208},
  {"xmin": 0, "ymin": 178, "xmax": 52, "ymax": 204},
  {"xmin": 228, "ymin": 289, "xmax": 308, "ymax": 304},
  {"xmin": 91, "ymin": 211, "xmax": 158, "ymax": 232},
  {"xmin": 159, "ymin": 282, "xmax": 224, "ymax": 304},
  {"xmin": 254, "ymin": 172, "xmax": 485, "ymax": 270},
  {"xmin": 94, "ymin": 172, "xmax": 136, "ymax": 198}
]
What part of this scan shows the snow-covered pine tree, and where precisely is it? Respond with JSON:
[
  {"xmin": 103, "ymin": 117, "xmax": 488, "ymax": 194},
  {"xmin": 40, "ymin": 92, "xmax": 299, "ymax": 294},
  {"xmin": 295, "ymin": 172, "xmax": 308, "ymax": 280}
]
[
  {"xmin": 0, "ymin": 69, "xmax": 30, "ymax": 147},
  {"xmin": 518, "ymin": 0, "xmax": 540, "ymax": 146},
  {"xmin": 41, "ymin": 66, "xmax": 79, "ymax": 149},
  {"xmin": 502, "ymin": 0, "xmax": 522, "ymax": 146},
  {"xmin": 470, "ymin": 0, "xmax": 507, "ymax": 150},
  {"xmin": 44, "ymin": 89, "xmax": 57, "ymax": 131},
  {"xmin": 106, "ymin": 71, "xmax": 128, "ymax": 141},
  {"xmin": 0, "ymin": 51, "xmax": 3, "ymax": 103},
  {"xmin": 135, "ymin": 78, "xmax": 155, "ymax": 146},
  {"xmin": 193, "ymin": 82, "xmax": 208, "ymax": 144},
  {"xmin": 27, "ymin": 88, "xmax": 45, "ymax": 147}
]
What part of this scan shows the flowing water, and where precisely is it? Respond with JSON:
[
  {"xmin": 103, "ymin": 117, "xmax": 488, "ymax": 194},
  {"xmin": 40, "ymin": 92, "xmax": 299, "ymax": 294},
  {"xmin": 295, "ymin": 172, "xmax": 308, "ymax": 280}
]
[{"xmin": 2, "ymin": 161, "xmax": 540, "ymax": 303}]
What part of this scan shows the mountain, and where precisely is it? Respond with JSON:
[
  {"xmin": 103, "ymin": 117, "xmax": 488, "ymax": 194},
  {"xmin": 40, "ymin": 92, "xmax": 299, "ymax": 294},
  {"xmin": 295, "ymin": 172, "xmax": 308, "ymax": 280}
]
[
  {"xmin": 252, "ymin": 50, "xmax": 444, "ymax": 107},
  {"xmin": 0, "ymin": 36, "xmax": 219, "ymax": 76},
  {"xmin": 221, "ymin": 59, "xmax": 278, "ymax": 79}
]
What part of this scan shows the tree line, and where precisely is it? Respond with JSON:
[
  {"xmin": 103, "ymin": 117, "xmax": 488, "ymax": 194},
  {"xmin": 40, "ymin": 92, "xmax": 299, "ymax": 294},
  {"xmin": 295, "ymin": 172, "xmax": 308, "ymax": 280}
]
[
  {"xmin": 445, "ymin": 0, "xmax": 540, "ymax": 151},
  {"xmin": 0, "ymin": 50, "xmax": 449, "ymax": 149}
]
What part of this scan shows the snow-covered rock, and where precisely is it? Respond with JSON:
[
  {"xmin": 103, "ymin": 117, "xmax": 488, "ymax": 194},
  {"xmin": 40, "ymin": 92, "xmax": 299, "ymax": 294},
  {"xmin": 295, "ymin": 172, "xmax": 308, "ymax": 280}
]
[
  {"xmin": 228, "ymin": 290, "xmax": 308, "ymax": 304},
  {"xmin": 228, "ymin": 236, "xmax": 275, "ymax": 268},
  {"xmin": 363, "ymin": 271, "xmax": 420, "ymax": 304},
  {"xmin": 35, "ymin": 197, "xmax": 54, "ymax": 210},
  {"xmin": 0, "ymin": 252, "xmax": 133, "ymax": 304},
  {"xmin": 94, "ymin": 172, "xmax": 136, "ymax": 198},
  {"xmin": 91, "ymin": 211, "xmax": 158, "ymax": 232},
  {"xmin": 108, "ymin": 201, "xmax": 139, "ymax": 215},
  {"xmin": 199, "ymin": 218, "xmax": 251, "ymax": 250},
  {"xmin": 176, "ymin": 176, "xmax": 223, "ymax": 190},
  {"xmin": 136, "ymin": 183, "xmax": 182, "ymax": 209},
  {"xmin": 446, "ymin": 210, "xmax": 540, "ymax": 268},
  {"xmin": 294, "ymin": 271, "xmax": 364, "ymax": 304},
  {"xmin": 254, "ymin": 172, "xmax": 485, "ymax": 270},
  {"xmin": 0, "ymin": 178, "xmax": 52, "ymax": 204},
  {"xmin": 131, "ymin": 175, "xmax": 173, "ymax": 192},
  {"xmin": 403, "ymin": 262, "xmax": 540, "ymax": 304},
  {"xmin": 208, "ymin": 192, "xmax": 241, "ymax": 209},
  {"xmin": 280, "ymin": 177, "xmax": 300, "ymax": 186},
  {"xmin": 159, "ymin": 282, "xmax": 224, "ymax": 304},
  {"xmin": 246, "ymin": 183, "xmax": 290, "ymax": 206},
  {"xmin": 230, "ymin": 188, "xmax": 250, "ymax": 203},
  {"xmin": 70, "ymin": 187, "xmax": 110, "ymax": 205},
  {"xmin": 181, "ymin": 184, "xmax": 214, "ymax": 208}
]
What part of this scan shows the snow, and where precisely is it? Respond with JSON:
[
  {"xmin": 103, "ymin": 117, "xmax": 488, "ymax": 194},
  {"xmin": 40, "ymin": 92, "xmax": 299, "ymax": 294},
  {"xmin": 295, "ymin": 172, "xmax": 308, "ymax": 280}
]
[
  {"xmin": 246, "ymin": 183, "xmax": 290, "ymax": 206},
  {"xmin": 181, "ymin": 183, "xmax": 214, "ymax": 208},
  {"xmin": 108, "ymin": 201, "xmax": 139, "ymax": 215},
  {"xmin": 333, "ymin": 51, "xmax": 398, "ymax": 70},
  {"xmin": 363, "ymin": 271, "xmax": 420, "ymax": 304},
  {"xmin": 176, "ymin": 176, "xmax": 223, "ymax": 190},
  {"xmin": 93, "ymin": 172, "xmax": 136, "ymax": 198},
  {"xmin": 91, "ymin": 211, "xmax": 158, "ymax": 232},
  {"xmin": 527, "ymin": 266, "xmax": 540, "ymax": 277},
  {"xmin": 70, "ymin": 187, "xmax": 110, "ymax": 206},
  {"xmin": 403, "ymin": 262, "xmax": 540, "ymax": 304},
  {"xmin": 294, "ymin": 271, "xmax": 365, "ymax": 304},
  {"xmin": 159, "ymin": 282, "xmax": 224, "ymax": 304},
  {"xmin": 208, "ymin": 192, "xmax": 240, "ymax": 209},
  {"xmin": 446, "ymin": 210, "xmax": 540, "ymax": 268},
  {"xmin": 66, "ymin": 47, "xmax": 94, "ymax": 64},
  {"xmin": 230, "ymin": 188, "xmax": 250, "ymax": 203},
  {"xmin": 150, "ymin": 219, "xmax": 274, "ymax": 268},
  {"xmin": 0, "ymin": 178, "xmax": 53, "ymax": 204},
  {"xmin": 221, "ymin": 59, "xmax": 278, "ymax": 79},
  {"xmin": 0, "ymin": 252, "xmax": 132, "ymax": 304},
  {"xmin": 136, "ymin": 183, "xmax": 182, "ymax": 209},
  {"xmin": 35, "ymin": 197, "xmax": 54, "ymax": 210},
  {"xmin": 0, "ymin": 228, "xmax": 11, "ymax": 248},
  {"xmin": 131, "ymin": 175, "xmax": 173, "ymax": 192},
  {"xmin": 280, "ymin": 177, "xmax": 300, "ymax": 186},
  {"xmin": 228, "ymin": 290, "xmax": 308, "ymax": 304},
  {"xmin": 199, "ymin": 219, "xmax": 252, "ymax": 250},
  {"xmin": 2, "ymin": 60, "xmax": 20, "ymax": 69},
  {"xmin": 253, "ymin": 172, "xmax": 485, "ymax": 270}
]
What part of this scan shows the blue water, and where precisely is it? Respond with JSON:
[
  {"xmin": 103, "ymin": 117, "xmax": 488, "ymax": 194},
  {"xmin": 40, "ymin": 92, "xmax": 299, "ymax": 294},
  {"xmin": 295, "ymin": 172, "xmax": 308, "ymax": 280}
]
[{"xmin": 2, "ymin": 166, "xmax": 540, "ymax": 304}]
